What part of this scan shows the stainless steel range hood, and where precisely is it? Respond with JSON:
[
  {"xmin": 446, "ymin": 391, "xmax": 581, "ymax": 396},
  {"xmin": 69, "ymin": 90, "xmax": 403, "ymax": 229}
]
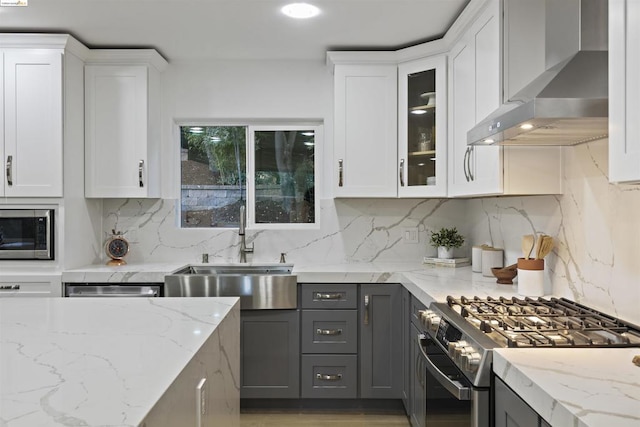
[{"xmin": 468, "ymin": 0, "xmax": 608, "ymax": 146}]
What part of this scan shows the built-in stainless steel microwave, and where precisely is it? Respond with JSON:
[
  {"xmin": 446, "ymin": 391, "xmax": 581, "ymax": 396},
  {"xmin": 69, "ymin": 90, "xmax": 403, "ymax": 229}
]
[{"xmin": 0, "ymin": 209, "xmax": 54, "ymax": 260}]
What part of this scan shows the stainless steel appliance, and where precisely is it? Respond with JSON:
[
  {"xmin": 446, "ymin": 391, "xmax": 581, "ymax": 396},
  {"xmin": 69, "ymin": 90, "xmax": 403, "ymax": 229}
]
[
  {"xmin": 416, "ymin": 296, "xmax": 640, "ymax": 427},
  {"xmin": 65, "ymin": 283, "xmax": 162, "ymax": 297},
  {"xmin": 468, "ymin": 0, "xmax": 608, "ymax": 146},
  {"xmin": 0, "ymin": 209, "xmax": 54, "ymax": 260}
]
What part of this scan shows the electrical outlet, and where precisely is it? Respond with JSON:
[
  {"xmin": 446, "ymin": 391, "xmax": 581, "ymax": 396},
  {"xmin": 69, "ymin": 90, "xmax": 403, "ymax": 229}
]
[
  {"xmin": 402, "ymin": 227, "xmax": 419, "ymax": 244},
  {"xmin": 196, "ymin": 378, "xmax": 207, "ymax": 426}
]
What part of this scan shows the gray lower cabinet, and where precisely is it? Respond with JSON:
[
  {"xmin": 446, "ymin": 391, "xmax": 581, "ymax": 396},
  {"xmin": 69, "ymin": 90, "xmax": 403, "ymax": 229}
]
[
  {"xmin": 360, "ymin": 283, "xmax": 403, "ymax": 399},
  {"xmin": 240, "ymin": 309, "xmax": 300, "ymax": 398},
  {"xmin": 495, "ymin": 376, "xmax": 547, "ymax": 427},
  {"xmin": 301, "ymin": 355, "xmax": 358, "ymax": 398},
  {"xmin": 402, "ymin": 287, "xmax": 411, "ymax": 412},
  {"xmin": 301, "ymin": 284, "xmax": 358, "ymax": 399}
]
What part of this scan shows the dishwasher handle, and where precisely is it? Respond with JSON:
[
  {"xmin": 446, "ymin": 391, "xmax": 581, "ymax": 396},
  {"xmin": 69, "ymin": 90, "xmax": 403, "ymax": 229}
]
[{"xmin": 418, "ymin": 335, "xmax": 471, "ymax": 400}]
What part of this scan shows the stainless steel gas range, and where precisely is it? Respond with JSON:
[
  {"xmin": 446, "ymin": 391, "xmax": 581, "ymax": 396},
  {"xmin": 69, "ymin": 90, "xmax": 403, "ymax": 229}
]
[{"xmin": 415, "ymin": 296, "xmax": 640, "ymax": 427}]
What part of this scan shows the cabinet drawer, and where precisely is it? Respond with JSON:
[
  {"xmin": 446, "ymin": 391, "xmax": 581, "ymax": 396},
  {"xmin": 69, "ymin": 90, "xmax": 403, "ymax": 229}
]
[
  {"xmin": 410, "ymin": 295, "xmax": 427, "ymax": 328},
  {"xmin": 301, "ymin": 310, "xmax": 358, "ymax": 354},
  {"xmin": 301, "ymin": 284, "xmax": 357, "ymax": 309},
  {"xmin": 0, "ymin": 282, "xmax": 51, "ymax": 298},
  {"xmin": 301, "ymin": 355, "xmax": 357, "ymax": 399}
]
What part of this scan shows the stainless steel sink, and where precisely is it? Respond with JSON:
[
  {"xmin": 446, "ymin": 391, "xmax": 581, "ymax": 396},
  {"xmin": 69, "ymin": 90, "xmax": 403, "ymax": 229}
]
[{"xmin": 164, "ymin": 264, "xmax": 297, "ymax": 309}]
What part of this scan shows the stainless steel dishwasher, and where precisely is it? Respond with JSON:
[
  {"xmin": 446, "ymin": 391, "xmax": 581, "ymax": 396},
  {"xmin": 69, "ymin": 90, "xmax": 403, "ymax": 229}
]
[{"xmin": 64, "ymin": 283, "xmax": 162, "ymax": 297}]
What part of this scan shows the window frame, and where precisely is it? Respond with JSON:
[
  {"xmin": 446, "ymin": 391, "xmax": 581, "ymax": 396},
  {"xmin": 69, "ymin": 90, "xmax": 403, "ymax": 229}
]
[{"xmin": 176, "ymin": 120, "xmax": 322, "ymax": 230}]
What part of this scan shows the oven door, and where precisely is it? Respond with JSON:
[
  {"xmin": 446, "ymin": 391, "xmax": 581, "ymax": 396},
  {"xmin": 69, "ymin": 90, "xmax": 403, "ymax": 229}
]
[{"xmin": 418, "ymin": 334, "xmax": 489, "ymax": 427}]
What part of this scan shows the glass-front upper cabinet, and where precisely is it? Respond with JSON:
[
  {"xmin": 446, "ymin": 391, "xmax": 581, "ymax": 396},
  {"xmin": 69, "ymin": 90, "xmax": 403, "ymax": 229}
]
[{"xmin": 398, "ymin": 55, "xmax": 447, "ymax": 197}]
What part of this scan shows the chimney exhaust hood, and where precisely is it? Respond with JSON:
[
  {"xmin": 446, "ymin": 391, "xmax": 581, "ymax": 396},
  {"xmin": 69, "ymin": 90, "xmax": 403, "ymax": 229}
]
[{"xmin": 468, "ymin": 0, "xmax": 608, "ymax": 147}]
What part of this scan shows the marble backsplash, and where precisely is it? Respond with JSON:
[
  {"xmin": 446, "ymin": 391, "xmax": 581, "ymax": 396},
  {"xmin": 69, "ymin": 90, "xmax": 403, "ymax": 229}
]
[{"xmin": 103, "ymin": 139, "xmax": 639, "ymax": 324}]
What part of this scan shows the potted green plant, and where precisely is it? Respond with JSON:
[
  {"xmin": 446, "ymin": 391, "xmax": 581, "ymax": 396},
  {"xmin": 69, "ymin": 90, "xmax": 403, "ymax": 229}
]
[{"xmin": 430, "ymin": 227, "xmax": 464, "ymax": 259}]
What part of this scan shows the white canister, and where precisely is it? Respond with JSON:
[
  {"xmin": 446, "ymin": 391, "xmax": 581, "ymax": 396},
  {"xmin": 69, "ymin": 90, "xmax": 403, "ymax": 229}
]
[
  {"xmin": 471, "ymin": 245, "xmax": 486, "ymax": 273},
  {"xmin": 517, "ymin": 258, "xmax": 545, "ymax": 296},
  {"xmin": 481, "ymin": 248, "xmax": 504, "ymax": 277}
]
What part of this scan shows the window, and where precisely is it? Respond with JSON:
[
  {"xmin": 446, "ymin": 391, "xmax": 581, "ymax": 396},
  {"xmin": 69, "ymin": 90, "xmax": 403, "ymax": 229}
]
[{"xmin": 180, "ymin": 123, "xmax": 319, "ymax": 228}]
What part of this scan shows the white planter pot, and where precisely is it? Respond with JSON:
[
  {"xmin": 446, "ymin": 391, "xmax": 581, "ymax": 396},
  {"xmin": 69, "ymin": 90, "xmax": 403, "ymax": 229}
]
[{"xmin": 437, "ymin": 246, "xmax": 454, "ymax": 259}]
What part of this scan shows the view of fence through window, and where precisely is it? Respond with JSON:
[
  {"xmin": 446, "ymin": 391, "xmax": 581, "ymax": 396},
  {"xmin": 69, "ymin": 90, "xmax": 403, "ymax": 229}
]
[{"xmin": 180, "ymin": 125, "xmax": 316, "ymax": 228}]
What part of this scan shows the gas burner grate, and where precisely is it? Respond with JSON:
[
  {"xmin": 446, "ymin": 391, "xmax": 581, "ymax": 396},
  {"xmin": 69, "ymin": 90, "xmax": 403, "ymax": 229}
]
[{"xmin": 446, "ymin": 296, "xmax": 640, "ymax": 348}]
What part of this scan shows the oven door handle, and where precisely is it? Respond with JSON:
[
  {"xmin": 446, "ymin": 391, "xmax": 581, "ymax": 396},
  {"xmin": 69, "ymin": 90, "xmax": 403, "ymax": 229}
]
[{"xmin": 418, "ymin": 335, "xmax": 471, "ymax": 400}]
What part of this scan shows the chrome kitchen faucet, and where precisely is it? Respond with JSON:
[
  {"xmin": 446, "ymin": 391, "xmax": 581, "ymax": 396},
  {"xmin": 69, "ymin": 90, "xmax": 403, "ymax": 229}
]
[{"xmin": 239, "ymin": 205, "xmax": 254, "ymax": 263}]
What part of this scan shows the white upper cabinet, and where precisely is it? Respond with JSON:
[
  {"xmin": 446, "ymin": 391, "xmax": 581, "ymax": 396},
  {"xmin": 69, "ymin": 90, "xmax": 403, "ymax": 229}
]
[
  {"xmin": 1, "ymin": 50, "xmax": 63, "ymax": 197},
  {"xmin": 85, "ymin": 52, "xmax": 167, "ymax": 198},
  {"xmin": 333, "ymin": 64, "xmax": 398, "ymax": 197},
  {"xmin": 398, "ymin": 55, "xmax": 447, "ymax": 197},
  {"xmin": 448, "ymin": 0, "xmax": 503, "ymax": 197},
  {"xmin": 448, "ymin": 0, "xmax": 562, "ymax": 197},
  {"xmin": 609, "ymin": 0, "xmax": 640, "ymax": 183}
]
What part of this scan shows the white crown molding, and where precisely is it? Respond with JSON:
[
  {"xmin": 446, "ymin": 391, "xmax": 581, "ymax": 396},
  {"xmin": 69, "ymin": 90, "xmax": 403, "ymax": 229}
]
[
  {"xmin": 326, "ymin": 0, "xmax": 491, "ymax": 69},
  {"xmin": 84, "ymin": 49, "xmax": 169, "ymax": 71}
]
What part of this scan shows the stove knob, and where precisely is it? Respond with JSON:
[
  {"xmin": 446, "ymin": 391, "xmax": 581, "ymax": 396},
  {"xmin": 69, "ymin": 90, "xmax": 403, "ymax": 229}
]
[
  {"xmin": 454, "ymin": 345, "xmax": 473, "ymax": 364},
  {"xmin": 427, "ymin": 315, "xmax": 441, "ymax": 331},
  {"xmin": 448, "ymin": 340, "xmax": 468, "ymax": 358},
  {"xmin": 418, "ymin": 310, "xmax": 432, "ymax": 328},
  {"xmin": 463, "ymin": 352, "xmax": 481, "ymax": 373}
]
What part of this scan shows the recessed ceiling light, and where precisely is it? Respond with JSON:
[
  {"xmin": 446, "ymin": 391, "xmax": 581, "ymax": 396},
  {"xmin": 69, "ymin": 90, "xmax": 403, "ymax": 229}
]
[
  {"xmin": 483, "ymin": 138, "xmax": 495, "ymax": 144},
  {"xmin": 281, "ymin": 3, "xmax": 320, "ymax": 19},
  {"xmin": 520, "ymin": 123, "xmax": 534, "ymax": 130}
]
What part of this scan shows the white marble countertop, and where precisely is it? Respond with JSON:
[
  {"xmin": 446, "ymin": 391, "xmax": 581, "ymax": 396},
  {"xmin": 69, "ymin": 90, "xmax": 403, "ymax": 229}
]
[
  {"xmin": 0, "ymin": 297, "xmax": 239, "ymax": 427},
  {"xmin": 62, "ymin": 261, "xmax": 529, "ymax": 307},
  {"xmin": 493, "ymin": 348, "xmax": 640, "ymax": 427},
  {"xmin": 59, "ymin": 261, "xmax": 640, "ymax": 427}
]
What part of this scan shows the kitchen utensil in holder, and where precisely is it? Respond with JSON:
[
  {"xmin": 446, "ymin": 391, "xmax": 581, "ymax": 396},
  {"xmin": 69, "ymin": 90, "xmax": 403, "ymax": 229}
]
[{"xmin": 517, "ymin": 258, "xmax": 544, "ymax": 296}]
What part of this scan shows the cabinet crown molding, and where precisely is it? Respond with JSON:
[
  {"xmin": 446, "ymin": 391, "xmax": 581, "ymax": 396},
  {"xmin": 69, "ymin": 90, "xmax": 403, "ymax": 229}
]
[{"xmin": 84, "ymin": 49, "xmax": 169, "ymax": 71}]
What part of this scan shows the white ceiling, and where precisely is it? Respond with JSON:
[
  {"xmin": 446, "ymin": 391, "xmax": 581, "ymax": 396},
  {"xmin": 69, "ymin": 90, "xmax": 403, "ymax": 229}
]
[{"xmin": 0, "ymin": 0, "xmax": 470, "ymax": 62}]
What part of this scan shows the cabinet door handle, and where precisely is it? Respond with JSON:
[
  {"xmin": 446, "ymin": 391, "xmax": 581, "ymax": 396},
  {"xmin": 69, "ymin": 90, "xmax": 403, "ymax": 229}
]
[
  {"xmin": 316, "ymin": 328, "xmax": 343, "ymax": 336},
  {"xmin": 462, "ymin": 148, "xmax": 470, "ymax": 182},
  {"xmin": 399, "ymin": 158, "xmax": 405, "ymax": 187},
  {"xmin": 338, "ymin": 159, "xmax": 343, "ymax": 187},
  {"xmin": 6, "ymin": 155, "xmax": 13, "ymax": 186},
  {"xmin": 0, "ymin": 285, "xmax": 20, "ymax": 290},
  {"xmin": 316, "ymin": 373, "xmax": 342, "ymax": 381},
  {"xmin": 364, "ymin": 294, "xmax": 370, "ymax": 325},
  {"xmin": 314, "ymin": 292, "xmax": 343, "ymax": 300},
  {"xmin": 467, "ymin": 147, "xmax": 474, "ymax": 181},
  {"xmin": 138, "ymin": 160, "xmax": 145, "ymax": 188}
]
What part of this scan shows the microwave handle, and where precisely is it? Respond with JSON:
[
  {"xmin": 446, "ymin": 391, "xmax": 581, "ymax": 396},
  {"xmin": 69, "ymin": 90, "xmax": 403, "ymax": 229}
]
[{"xmin": 418, "ymin": 335, "xmax": 471, "ymax": 400}]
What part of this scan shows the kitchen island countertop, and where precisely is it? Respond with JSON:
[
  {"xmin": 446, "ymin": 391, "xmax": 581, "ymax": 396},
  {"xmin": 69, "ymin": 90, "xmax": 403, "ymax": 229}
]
[{"xmin": 0, "ymin": 297, "xmax": 240, "ymax": 427}]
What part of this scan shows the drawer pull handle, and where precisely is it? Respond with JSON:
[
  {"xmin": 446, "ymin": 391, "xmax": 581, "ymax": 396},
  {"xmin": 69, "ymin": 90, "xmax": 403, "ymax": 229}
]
[
  {"xmin": 316, "ymin": 373, "xmax": 342, "ymax": 381},
  {"xmin": 0, "ymin": 285, "xmax": 20, "ymax": 290},
  {"xmin": 314, "ymin": 292, "xmax": 343, "ymax": 300},
  {"xmin": 316, "ymin": 328, "xmax": 343, "ymax": 336},
  {"xmin": 364, "ymin": 294, "xmax": 370, "ymax": 325}
]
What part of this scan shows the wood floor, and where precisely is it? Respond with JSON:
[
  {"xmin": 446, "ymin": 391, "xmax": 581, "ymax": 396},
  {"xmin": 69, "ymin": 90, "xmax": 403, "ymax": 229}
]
[{"xmin": 240, "ymin": 412, "xmax": 411, "ymax": 426}]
